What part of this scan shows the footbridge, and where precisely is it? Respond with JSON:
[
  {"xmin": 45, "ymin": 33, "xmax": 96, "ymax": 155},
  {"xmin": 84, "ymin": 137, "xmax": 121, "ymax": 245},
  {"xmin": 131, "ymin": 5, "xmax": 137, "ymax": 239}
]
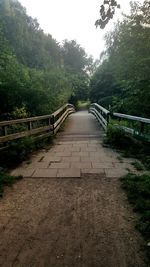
[{"xmin": 0, "ymin": 102, "xmax": 149, "ymax": 178}]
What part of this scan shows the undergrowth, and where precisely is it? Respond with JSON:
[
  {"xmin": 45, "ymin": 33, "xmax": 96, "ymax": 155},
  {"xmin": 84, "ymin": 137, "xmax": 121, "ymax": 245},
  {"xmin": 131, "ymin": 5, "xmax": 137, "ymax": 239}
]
[
  {"xmin": 0, "ymin": 136, "xmax": 53, "ymax": 196},
  {"xmin": 0, "ymin": 167, "xmax": 22, "ymax": 197},
  {"xmin": 104, "ymin": 124, "xmax": 150, "ymax": 170},
  {"xmin": 121, "ymin": 173, "xmax": 150, "ymax": 261},
  {"xmin": 105, "ymin": 125, "xmax": 150, "ymax": 261},
  {"xmin": 0, "ymin": 136, "xmax": 53, "ymax": 168}
]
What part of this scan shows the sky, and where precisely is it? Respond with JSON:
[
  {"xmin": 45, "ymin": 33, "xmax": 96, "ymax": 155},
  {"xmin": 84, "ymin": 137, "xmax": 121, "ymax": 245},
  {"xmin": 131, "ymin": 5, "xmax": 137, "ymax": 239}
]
[{"xmin": 18, "ymin": 0, "xmax": 142, "ymax": 59}]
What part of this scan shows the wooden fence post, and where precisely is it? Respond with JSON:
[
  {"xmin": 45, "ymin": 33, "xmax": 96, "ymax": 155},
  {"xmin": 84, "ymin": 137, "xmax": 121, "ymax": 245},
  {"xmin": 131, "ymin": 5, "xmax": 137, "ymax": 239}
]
[
  {"xmin": 28, "ymin": 121, "xmax": 32, "ymax": 131},
  {"xmin": 50, "ymin": 115, "xmax": 55, "ymax": 134},
  {"xmin": 2, "ymin": 126, "xmax": 7, "ymax": 136}
]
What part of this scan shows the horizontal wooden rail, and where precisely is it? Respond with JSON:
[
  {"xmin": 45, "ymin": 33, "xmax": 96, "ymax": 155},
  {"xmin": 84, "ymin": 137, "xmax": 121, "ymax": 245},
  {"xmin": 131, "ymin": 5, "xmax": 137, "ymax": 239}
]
[
  {"xmin": 113, "ymin": 113, "xmax": 150, "ymax": 124},
  {"xmin": 112, "ymin": 112, "xmax": 150, "ymax": 141},
  {"xmin": 0, "ymin": 104, "xmax": 75, "ymax": 145},
  {"xmin": 89, "ymin": 103, "xmax": 150, "ymax": 141},
  {"xmin": 89, "ymin": 103, "xmax": 110, "ymax": 131}
]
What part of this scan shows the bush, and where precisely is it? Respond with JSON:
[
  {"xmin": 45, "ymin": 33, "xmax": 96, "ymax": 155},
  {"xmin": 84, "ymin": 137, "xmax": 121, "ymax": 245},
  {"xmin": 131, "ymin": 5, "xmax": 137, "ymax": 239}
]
[
  {"xmin": 0, "ymin": 137, "xmax": 34, "ymax": 167},
  {"xmin": 0, "ymin": 167, "xmax": 22, "ymax": 197},
  {"xmin": 105, "ymin": 124, "xmax": 132, "ymax": 148},
  {"xmin": 105, "ymin": 124, "xmax": 150, "ymax": 170}
]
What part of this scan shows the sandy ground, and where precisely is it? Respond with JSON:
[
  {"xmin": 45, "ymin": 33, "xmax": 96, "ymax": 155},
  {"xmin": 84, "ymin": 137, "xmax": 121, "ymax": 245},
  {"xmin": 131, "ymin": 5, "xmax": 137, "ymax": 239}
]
[{"xmin": 0, "ymin": 176, "xmax": 146, "ymax": 267}]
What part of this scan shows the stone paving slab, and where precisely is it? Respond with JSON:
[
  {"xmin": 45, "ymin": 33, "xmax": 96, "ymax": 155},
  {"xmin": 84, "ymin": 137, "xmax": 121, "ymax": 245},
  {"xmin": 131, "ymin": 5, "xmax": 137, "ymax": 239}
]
[
  {"xmin": 43, "ymin": 156, "xmax": 61, "ymax": 163},
  {"xmin": 11, "ymin": 168, "xmax": 35, "ymax": 177},
  {"xmin": 27, "ymin": 162, "xmax": 49, "ymax": 169},
  {"xmin": 92, "ymin": 162, "xmax": 114, "ymax": 169},
  {"xmin": 70, "ymin": 162, "xmax": 92, "ymax": 169},
  {"xmin": 72, "ymin": 151, "xmax": 89, "ymax": 157},
  {"xmin": 62, "ymin": 156, "xmax": 80, "ymax": 162},
  {"xmin": 80, "ymin": 157, "xmax": 92, "ymax": 162},
  {"xmin": 81, "ymin": 168, "xmax": 105, "ymax": 175},
  {"xmin": 54, "ymin": 151, "xmax": 72, "ymax": 157},
  {"xmin": 32, "ymin": 169, "xmax": 58, "ymax": 178},
  {"xmin": 80, "ymin": 147, "xmax": 98, "ymax": 152},
  {"xmin": 57, "ymin": 168, "xmax": 80, "ymax": 178},
  {"xmin": 64, "ymin": 146, "xmax": 81, "ymax": 152},
  {"xmin": 49, "ymin": 162, "xmax": 70, "ymax": 169}
]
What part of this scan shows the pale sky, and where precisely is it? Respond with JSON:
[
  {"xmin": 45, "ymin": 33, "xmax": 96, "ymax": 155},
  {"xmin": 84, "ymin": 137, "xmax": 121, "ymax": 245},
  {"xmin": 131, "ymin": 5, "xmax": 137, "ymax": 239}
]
[{"xmin": 18, "ymin": 0, "xmax": 143, "ymax": 59}]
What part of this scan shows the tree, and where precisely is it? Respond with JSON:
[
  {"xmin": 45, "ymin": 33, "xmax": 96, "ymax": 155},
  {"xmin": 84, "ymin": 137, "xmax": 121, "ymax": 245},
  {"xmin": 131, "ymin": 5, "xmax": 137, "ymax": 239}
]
[
  {"xmin": 90, "ymin": 1, "xmax": 150, "ymax": 117},
  {"xmin": 95, "ymin": 0, "xmax": 120, "ymax": 29},
  {"xmin": 61, "ymin": 40, "xmax": 90, "ymax": 73},
  {"xmin": 0, "ymin": 0, "xmax": 92, "ymax": 119}
]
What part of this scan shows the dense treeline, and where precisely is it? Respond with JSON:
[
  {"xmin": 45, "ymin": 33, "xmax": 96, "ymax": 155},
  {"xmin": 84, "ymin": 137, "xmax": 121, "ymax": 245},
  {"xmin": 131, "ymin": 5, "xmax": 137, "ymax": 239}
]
[
  {"xmin": 1, "ymin": 0, "xmax": 150, "ymax": 120},
  {"xmin": 90, "ymin": 0, "xmax": 150, "ymax": 118},
  {"xmin": 0, "ymin": 0, "xmax": 92, "ymax": 120}
]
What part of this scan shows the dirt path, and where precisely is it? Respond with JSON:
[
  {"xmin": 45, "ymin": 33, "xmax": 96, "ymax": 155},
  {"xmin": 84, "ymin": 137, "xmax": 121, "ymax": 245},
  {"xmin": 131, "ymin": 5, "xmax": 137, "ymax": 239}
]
[{"xmin": 0, "ymin": 111, "xmax": 146, "ymax": 267}]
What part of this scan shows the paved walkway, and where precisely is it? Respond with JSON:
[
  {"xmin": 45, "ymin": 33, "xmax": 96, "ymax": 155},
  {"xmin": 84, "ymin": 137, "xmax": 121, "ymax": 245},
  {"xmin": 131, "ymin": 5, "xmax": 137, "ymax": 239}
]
[
  {"xmin": 0, "ymin": 111, "xmax": 146, "ymax": 267},
  {"xmin": 11, "ymin": 111, "xmax": 136, "ymax": 179}
]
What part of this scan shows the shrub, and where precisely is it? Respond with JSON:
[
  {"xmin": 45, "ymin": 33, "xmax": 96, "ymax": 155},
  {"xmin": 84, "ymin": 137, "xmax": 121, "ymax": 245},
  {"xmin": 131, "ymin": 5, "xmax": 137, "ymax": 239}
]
[
  {"xmin": 0, "ymin": 167, "xmax": 22, "ymax": 197},
  {"xmin": 105, "ymin": 124, "xmax": 150, "ymax": 171},
  {"xmin": 105, "ymin": 124, "xmax": 132, "ymax": 148},
  {"xmin": 0, "ymin": 137, "xmax": 34, "ymax": 167}
]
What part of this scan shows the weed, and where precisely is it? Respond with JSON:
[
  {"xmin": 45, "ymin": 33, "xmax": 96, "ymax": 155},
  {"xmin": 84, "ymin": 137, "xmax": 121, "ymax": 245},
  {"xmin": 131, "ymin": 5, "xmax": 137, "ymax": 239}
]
[
  {"xmin": 26, "ymin": 160, "xmax": 32, "ymax": 165},
  {"xmin": 105, "ymin": 125, "xmax": 150, "ymax": 171},
  {"xmin": 117, "ymin": 156, "xmax": 123, "ymax": 163},
  {"xmin": 121, "ymin": 173, "xmax": 150, "ymax": 261},
  {"xmin": 132, "ymin": 161, "xmax": 145, "ymax": 171},
  {"xmin": 0, "ymin": 136, "xmax": 53, "ymax": 169},
  {"xmin": 0, "ymin": 167, "xmax": 22, "ymax": 197},
  {"xmin": 38, "ymin": 156, "xmax": 44, "ymax": 162}
]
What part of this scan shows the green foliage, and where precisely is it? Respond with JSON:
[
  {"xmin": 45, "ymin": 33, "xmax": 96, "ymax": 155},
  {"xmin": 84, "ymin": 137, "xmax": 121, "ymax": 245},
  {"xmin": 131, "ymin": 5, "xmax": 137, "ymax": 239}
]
[
  {"xmin": 0, "ymin": 0, "xmax": 91, "ymax": 120},
  {"xmin": 105, "ymin": 124, "xmax": 131, "ymax": 148},
  {"xmin": 95, "ymin": 0, "xmax": 120, "ymax": 29},
  {"xmin": 105, "ymin": 123, "xmax": 150, "ymax": 170},
  {"xmin": 90, "ymin": 1, "xmax": 150, "ymax": 118},
  {"xmin": 0, "ymin": 167, "xmax": 22, "ymax": 197},
  {"xmin": 0, "ymin": 137, "xmax": 34, "ymax": 167},
  {"xmin": 62, "ymin": 40, "xmax": 90, "ymax": 73},
  {"xmin": 132, "ymin": 161, "xmax": 145, "ymax": 171},
  {"xmin": 76, "ymin": 101, "xmax": 90, "ymax": 111},
  {"xmin": 121, "ymin": 173, "xmax": 150, "ymax": 260},
  {"xmin": 8, "ymin": 137, "xmax": 34, "ymax": 162},
  {"xmin": 11, "ymin": 105, "xmax": 28, "ymax": 119}
]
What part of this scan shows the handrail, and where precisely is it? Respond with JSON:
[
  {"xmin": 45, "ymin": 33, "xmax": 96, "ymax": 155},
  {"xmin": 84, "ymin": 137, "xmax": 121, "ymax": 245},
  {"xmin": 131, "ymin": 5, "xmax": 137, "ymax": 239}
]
[
  {"xmin": 89, "ymin": 103, "xmax": 150, "ymax": 141},
  {"xmin": 90, "ymin": 103, "xmax": 109, "ymax": 115},
  {"xmin": 0, "ymin": 114, "xmax": 52, "ymax": 126},
  {"xmin": 89, "ymin": 103, "xmax": 110, "ymax": 131},
  {"xmin": 0, "ymin": 104, "xmax": 75, "ymax": 144},
  {"xmin": 112, "ymin": 112, "xmax": 150, "ymax": 140},
  {"xmin": 113, "ymin": 112, "xmax": 150, "ymax": 124}
]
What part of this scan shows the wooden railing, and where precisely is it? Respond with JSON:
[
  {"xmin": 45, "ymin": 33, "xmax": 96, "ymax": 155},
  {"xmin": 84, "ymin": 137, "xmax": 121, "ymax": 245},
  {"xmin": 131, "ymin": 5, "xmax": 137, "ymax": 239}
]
[
  {"xmin": 89, "ymin": 103, "xmax": 110, "ymax": 130},
  {"xmin": 0, "ymin": 104, "xmax": 75, "ymax": 145},
  {"xmin": 89, "ymin": 103, "xmax": 150, "ymax": 141},
  {"xmin": 112, "ymin": 112, "xmax": 150, "ymax": 141}
]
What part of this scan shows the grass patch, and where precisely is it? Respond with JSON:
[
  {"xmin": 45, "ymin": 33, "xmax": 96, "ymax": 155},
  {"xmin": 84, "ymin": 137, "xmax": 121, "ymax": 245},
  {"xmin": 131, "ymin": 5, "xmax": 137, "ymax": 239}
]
[
  {"xmin": 104, "ymin": 124, "xmax": 150, "ymax": 171},
  {"xmin": 76, "ymin": 100, "xmax": 90, "ymax": 111},
  {"xmin": 132, "ymin": 161, "xmax": 145, "ymax": 171},
  {"xmin": 117, "ymin": 156, "xmax": 123, "ymax": 163},
  {"xmin": 0, "ymin": 167, "xmax": 22, "ymax": 197},
  {"xmin": 121, "ymin": 173, "xmax": 150, "ymax": 260}
]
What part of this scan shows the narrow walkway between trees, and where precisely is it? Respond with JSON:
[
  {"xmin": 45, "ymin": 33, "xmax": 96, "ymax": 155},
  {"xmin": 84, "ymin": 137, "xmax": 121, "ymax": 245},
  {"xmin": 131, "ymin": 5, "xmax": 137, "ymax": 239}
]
[{"xmin": 0, "ymin": 111, "xmax": 146, "ymax": 267}]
